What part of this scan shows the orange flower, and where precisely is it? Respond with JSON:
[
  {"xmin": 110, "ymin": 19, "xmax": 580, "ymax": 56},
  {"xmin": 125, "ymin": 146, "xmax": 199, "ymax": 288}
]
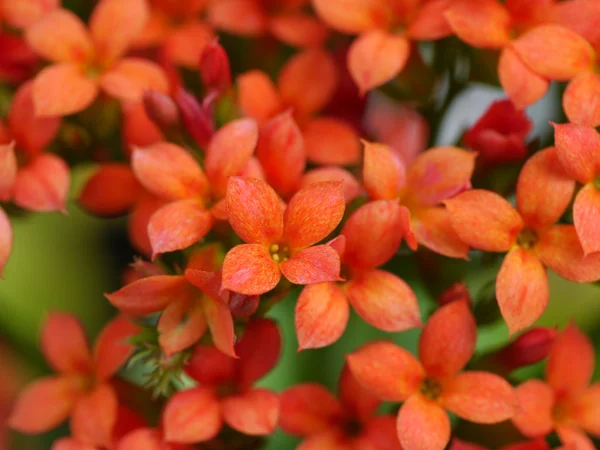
[
  {"xmin": 280, "ymin": 364, "xmax": 402, "ymax": 449},
  {"xmin": 446, "ymin": 147, "xmax": 600, "ymax": 333},
  {"xmin": 312, "ymin": 0, "xmax": 453, "ymax": 93},
  {"xmin": 25, "ymin": 0, "xmax": 168, "ymax": 117},
  {"xmin": 221, "ymin": 177, "xmax": 345, "ymax": 295},
  {"xmin": 347, "ymin": 300, "xmax": 516, "ymax": 450},
  {"xmin": 450, "ymin": 437, "xmax": 553, "ymax": 450},
  {"xmin": 553, "ymin": 123, "xmax": 600, "ymax": 255},
  {"xmin": 513, "ymin": 324, "xmax": 600, "ymax": 450},
  {"xmin": 363, "ymin": 141, "xmax": 476, "ymax": 258},
  {"xmin": 131, "ymin": 118, "xmax": 259, "ymax": 257},
  {"xmin": 9, "ymin": 314, "xmax": 138, "ymax": 448},
  {"xmin": 295, "ymin": 201, "xmax": 421, "ymax": 350}
]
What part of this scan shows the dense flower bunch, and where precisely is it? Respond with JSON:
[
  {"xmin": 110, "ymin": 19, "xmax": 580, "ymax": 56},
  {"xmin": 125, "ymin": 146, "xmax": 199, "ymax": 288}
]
[{"xmin": 1, "ymin": 0, "xmax": 600, "ymax": 449}]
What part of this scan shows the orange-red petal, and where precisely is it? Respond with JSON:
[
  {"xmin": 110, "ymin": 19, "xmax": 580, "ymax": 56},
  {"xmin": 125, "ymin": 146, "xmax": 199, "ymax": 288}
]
[
  {"xmin": 237, "ymin": 70, "xmax": 283, "ymax": 123},
  {"xmin": 158, "ymin": 300, "xmax": 207, "ymax": 357},
  {"xmin": 101, "ymin": 58, "xmax": 168, "ymax": 103},
  {"xmin": 235, "ymin": 319, "xmax": 281, "ymax": 388},
  {"xmin": 2, "ymin": 0, "xmax": 60, "ymax": 29},
  {"xmin": 222, "ymin": 388, "xmax": 279, "ymax": 435},
  {"xmin": 556, "ymin": 425, "xmax": 596, "ymax": 450},
  {"xmin": 405, "ymin": 0, "xmax": 453, "ymax": 40},
  {"xmin": 512, "ymin": 380, "xmax": 554, "ymax": 438},
  {"xmin": 412, "ymin": 206, "xmax": 470, "ymax": 259},
  {"xmin": 163, "ymin": 22, "xmax": 213, "ymax": 68},
  {"xmin": 0, "ymin": 207, "xmax": 12, "ymax": 277},
  {"xmin": 563, "ymin": 73, "xmax": 600, "ymax": 127},
  {"xmin": 574, "ymin": 184, "xmax": 600, "ymax": 255},
  {"xmin": 115, "ymin": 428, "xmax": 163, "ymax": 450},
  {"xmin": 445, "ymin": 0, "xmax": 511, "ymax": 49},
  {"xmin": 338, "ymin": 363, "xmax": 381, "ymax": 421},
  {"xmin": 281, "ymin": 245, "xmax": 342, "ymax": 285},
  {"xmin": 570, "ymin": 384, "xmax": 600, "ymax": 436},
  {"xmin": 269, "ymin": 13, "xmax": 329, "ymax": 48},
  {"xmin": 79, "ymin": 164, "xmax": 141, "ymax": 217},
  {"xmin": 498, "ymin": 47, "xmax": 550, "ymax": 110},
  {"xmin": 70, "ymin": 384, "xmax": 118, "ymax": 448},
  {"xmin": 202, "ymin": 295, "xmax": 236, "ymax": 358},
  {"xmin": 207, "ymin": 0, "xmax": 267, "ymax": 36},
  {"xmin": 222, "ymin": 244, "xmax": 281, "ymax": 295},
  {"xmin": 41, "ymin": 312, "xmax": 92, "ymax": 375},
  {"xmin": 553, "ymin": 123, "xmax": 600, "ymax": 184},
  {"xmin": 311, "ymin": 0, "xmax": 394, "ymax": 34},
  {"xmin": 397, "ymin": 394, "xmax": 451, "ymax": 450},
  {"xmin": 184, "ymin": 344, "xmax": 236, "ymax": 386},
  {"xmin": 93, "ymin": 315, "xmax": 138, "ymax": 380},
  {"xmin": 363, "ymin": 141, "xmax": 405, "ymax": 201},
  {"xmin": 299, "ymin": 167, "xmax": 362, "ymax": 204},
  {"xmin": 13, "ymin": 154, "xmax": 69, "ymax": 213},
  {"xmin": 0, "ymin": 143, "xmax": 16, "ymax": 201},
  {"xmin": 303, "ymin": 117, "xmax": 361, "ymax": 166}
]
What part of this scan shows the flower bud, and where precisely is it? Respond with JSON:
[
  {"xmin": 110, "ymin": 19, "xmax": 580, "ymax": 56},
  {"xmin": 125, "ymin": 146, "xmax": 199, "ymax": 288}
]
[
  {"xmin": 143, "ymin": 91, "xmax": 180, "ymax": 131},
  {"xmin": 229, "ymin": 293, "xmax": 259, "ymax": 318},
  {"xmin": 494, "ymin": 327, "xmax": 557, "ymax": 372},
  {"xmin": 199, "ymin": 39, "xmax": 231, "ymax": 96},
  {"xmin": 438, "ymin": 282, "xmax": 471, "ymax": 306},
  {"xmin": 174, "ymin": 88, "xmax": 215, "ymax": 148}
]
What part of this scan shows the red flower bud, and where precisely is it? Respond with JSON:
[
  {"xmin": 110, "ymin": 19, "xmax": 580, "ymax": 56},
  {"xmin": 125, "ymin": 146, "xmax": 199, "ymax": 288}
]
[
  {"xmin": 174, "ymin": 88, "xmax": 215, "ymax": 148},
  {"xmin": 438, "ymin": 282, "xmax": 471, "ymax": 307},
  {"xmin": 199, "ymin": 39, "xmax": 231, "ymax": 96},
  {"xmin": 143, "ymin": 91, "xmax": 180, "ymax": 131},
  {"xmin": 228, "ymin": 293, "xmax": 260, "ymax": 318},
  {"xmin": 495, "ymin": 327, "xmax": 557, "ymax": 372},
  {"xmin": 464, "ymin": 99, "xmax": 533, "ymax": 165}
]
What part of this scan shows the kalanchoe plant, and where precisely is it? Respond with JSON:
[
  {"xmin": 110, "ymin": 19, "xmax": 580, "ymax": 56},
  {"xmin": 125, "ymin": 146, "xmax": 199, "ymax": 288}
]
[{"xmin": 1, "ymin": 1, "xmax": 600, "ymax": 450}]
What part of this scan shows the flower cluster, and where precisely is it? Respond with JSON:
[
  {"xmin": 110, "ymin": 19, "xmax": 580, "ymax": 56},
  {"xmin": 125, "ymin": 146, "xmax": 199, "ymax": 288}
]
[{"xmin": 1, "ymin": 0, "xmax": 600, "ymax": 449}]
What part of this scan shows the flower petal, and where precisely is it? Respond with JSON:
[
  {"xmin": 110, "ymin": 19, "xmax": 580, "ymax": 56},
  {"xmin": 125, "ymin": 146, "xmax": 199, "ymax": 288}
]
[
  {"xmin": 397, "ymin": 395, "xmax": 451, "ymax": 450},
  {"xmin": 573, "ymin": 185, "xmax": 600, "ymax": 258},
  {"xmin": 93, "ymin": 315, "xmax": 139, "ymax": 380},
  {"xmin": 32, "ymin": 63, "xmax": 99, "ymax": 117},
  {"xmin": 347, "ymin": 341, "xmax": 424, "ymax": 402},
  {"xmin": 412, "ymin": 206, "xmax": 470, "ymax": 259},
  {"xmin": 158, "ymin": 300, "xmax": 207, "ymax": 356},
  {"xmin": 297, "ymin": 430, "xmax": 349, "ymax": 450},
  {"xmin": 516, "ymin": 147, "xmax": 576, "ymax": 229},
  {"xmin": 553, "ymin": 123, "xmax": 600, "ymax": 184},
  {"xmin": 236, "ymin": 319, "xmax": 281, "ymax": 388},
  {"xmin": 164, "ymin": 22, "xmax": 213, "ymax": 68},
  {"xmin": 162, "ymin": 387, "xmax": 222, "ymax": 443},
  {"xmin": 348, "ymin": 30, "xmax": 409, "ymax": 94},
  {"xmin": 207, "ymin": 0, "xmax": 267, "ymax": 36},
  {"xmin": 237, "ymin": 70, "xmax": 283, "ymax": 123},
  {"xmin": 226, "ymin": 176, "xmax": 284, "ymax": 245},
  {"xmin": 279, "ymin": 384, "xmax": 342, "ymax": 436},
  {"xmin": 445, "ymin": 0, "xmax": 511, "ymax": 49},
  {"xmin": 78, "ymin": 164, "xmax": 140, "ymax": 217},
  {"xmin": 105, "ymin": 275, "xmax": 191, "ymax": 315},
  {"xmin": 338, "ymin": 363, "xmax": 381, "ymax": 422},
  {"xmin": 512, "ymin": 380, "xmax": 555, "ymax": 438},
  {"xmin": 498, "ymin": 47, "xmax": 550, "ymax": 110},
  {"xmin": 281, "ymin": 245, "xmax": 342, "ymax": 285},
  {"xmin": 405, "ymin": 0, "xmax": 453, "ymax": 40},
  {"xmin": 101, "ymin": 58, "xmax": 168, "ymax": 103},
  {"xmin": 442, "ymin": 372, "xmax": 516, "ymax": 423},
  {"xmin": 269, "ymin": 13, "xmax": 329, "ymax": 48},
  {"xmin": 41, "ymin": 312, "xmax": 92, "ymax": 375},
  {"xmin": 284, "ymin": 181, "xmax": 345, "ymax": 249},
  {"xmin": 556, "ymin": 425, "xmax": 596, "ymax": 450},
  {"xmin": 115, "ymin": 429, "xmax": 162, "ymax": 450},
  {"xmin": 363, "ymin": 141, "xmax": 405, "ymax": 201},
  {"xmin": 2, "ymin": 0, "xmax": 59, "ymax": 29},
  {"xmin": 295, "ymin": 283, "xmax": 349, "ymax": 350},
  {"xmin": 570, "ymin": 384, "xmax": 600, "ymax": 436},
  {"xmin": 90, "ymin": 0, "xmax": 149, "ymax": 62},
  {"xmin": 299, "ymin": 167, "xmax": 362, "ymax": 204},
  {"xmin": 148, "ymin": 200, "xmax": 213, "ymax": 257},
  {"xmin": 71, "ymin": 384, "xmax": 118, "ymax": 448},
  {"xmin": 497, "ymin": 247, "xmax": 549, "ymax": 334},
  {"xmin": 222, "ymin": 389, "xmax": 279, "ymax": 435},
  {"xmin": 13, "ymin": 154, "xmax": 69, "ymax": 213},
  {"xmin": 312, "ymin": 0, "xmax": 394, "ymax": 34},
  {"xmin": 52, "ymin": 438, "xmax": 96, "ymax": 450},
  {"xmin": 202, "ymin": 295, "xmax": 236, "ymax": 358},
  {"xmin": 348, "ymin": 269, "xmax": 421, "ymax": 332},
  {"xmin": 0, "ymin": 207, "xmax": 12, "ymax": 277},
  {"xmin": 419, "ymin": 299, "xmax": 476, "ymax": 378},
  {"xmin": 564, "ymin": 73, "xmax": 600, "ymax": 127},
  {"xmin": 445, "ymin": 189, "xmax": 523, "ymax": 252},
  {"xmin": 222, "ymin": 244, "xmax": 281, "ymax": 295},
  {"xmin": 0, "ymin": 142, "xmax": 17, "ymax": 201},
  {"xmin": 185, "ymin": 344, "xmax": 236, "ymax": 386},
  {"xmin": 303, "ymin": 117, "xmax": 361, "ymax": 166}
]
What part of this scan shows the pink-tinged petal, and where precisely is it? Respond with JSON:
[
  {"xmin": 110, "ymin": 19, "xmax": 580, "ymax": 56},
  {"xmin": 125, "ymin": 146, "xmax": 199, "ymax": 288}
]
[
  {"xmin": 363, "ymin": 141, "xmax": 405, "ymax": 201},
  {"xmin": 300, "ymin": 167, "xmax": 362, "ymax": 204},
  {"xmin": 556, "ymin": 425, "xmax": 596, "ymax": 450},
  {"xmin": 207, "ymin": 0, "xmax": 267, "ymax": 36},
  {"xmin": 445, "ymin": 190, "xmax": 523, "ymax": 252},
  {"xmin": 25, "ymin": 10, "xmax": 92, "ymax": 63},
  {"xmin": 406, "ymin": 146, "xmax": 476, "ymax": 207},
  {"xmin": 516, "ymin": 148, "xmax": 576, "ymax": 229},
  {"xmin": 71, "ymin": 384, "xmax": 118, "ymax": 448},
  {"xmin": 397, "ymin": 395, "xmax": 451, "ymax": 450},
  {"xmin": 284, "ymin": 181, "xmax": 345, "ymax": 249},
  {"xmin": 257, "ymin": 111, "xmax": 306, "ymax": 199},
  {"xmin": 497, "ymin": 247, "xmax": 549, "ymax": 334},
  {"xmin": 537, "ymin": 225, "xmax": 600, "ymax": 282},
  {"xmin": 236, "ymin": 319, "xmax": 281, "ymax": 388},
  {"xmin": 281, "ymin": 245, "xmax": 342, "ymax": 285},
  {"xmin": 419, "ymin": 299, "xmax": 476, "ymax": 378},
  {"xmin": 279, "ymin": 49, "xmax": 337, "ymax": 117},
  {"xmin": 553, "ymin": 123, "xmax": 600, "ymax": 184},
  {"xmin": 9, "ymin": 376, "xmax": 78, "ymax": 433},
  {"xmin": 303, "ymin": 117, "xmax": 361, "ymax": 166},
  {"xmin": 90, "ymin": 0, "xmax": 149, "ymax": 62},
  {"xmin": 8, "ymin": 82, "xmax": 60, "ymax": 156},
  {"xmin": 226, "ymin": 177, "xmax": 284, "ymax": 245},
  {"xmin": 347, "ymin": 341, "xmax": 424, "ymax": 402},
  {"xmin": 185, "ymin": 344, "xmax": 236, "ymax": 386},
  {"xmin": 269, "ymin": 13, "xmax": 329, "ymax": 48},
  {"xmin": 512, "ymin": 25, "xmax": 595, "ymax": 81},
  {"xmin": 512, "ymin": 380, "xmax": 554, "ymax": 438},
  {"xmin": 296, "ymin": 282, "xmax": 349, "ymax": 350},
  {"xmin": 13, "ymin": 154, "xmax": 69, "ymax": 213},
  {"xmin": 222, "ymin": 244, "xmax": 281, "ymax": 295},
  {"xmin": 564, "ymin": 73, "xmax": 600, "ymax": 127},
  {"xmin": 342, "ymin": 200, "xmax": 404, "ymax": 269},
  {"xmin": 131, "ymin": 143, "xmax": 207, "ymax": 201},
  {"xmin": 158, "ymin": 300, "xmax": 207, "ymax": 356},
  {"xmin": 202, "ymin": 295, "xmax": 236, "ymax": 358},
  {"xmin": 32, "ymin": 63, "xmax": 99, "ymax": 117},
  {"xmin": 115, "ymin": 428, "xmax": 162, "ymax": 450},
  {"xmin": 570, "ymin": 384, "xmax": 600, "ymax": 436},
  {"xmin": 0, "ymin": 142, "xmax": 17, "ymax": 201},
  {"xmin": 445, "ymin": 0, "xmax": 511, "ymax": 49},
  {"xmin": 498, "ymin": 47, "xmax": 550, "ymax": 110},
  {"xmin": 101, "ymin": 58, "xmax": 168, "ymax": 103},
  {"xmin": 148, "ymin": 200, "xmax": 213, "ymax": 258},
  {"xmin": 412, "ymin": 206, "xmax": 470, "ymax": 259},
  {"xmin": 162, "ymin": 387, "xmax": 222, "ymax": 443},
  {"xmin": 237, "ymin": 70, "xmax": 283, "ymax": 123},
  {"xmin": 205, "ymin": 118, "xmax": 258, "ymax": 196},
  {"xmin": 338, "ymin": 363, "xmax": 381, "ymax": 421},
  {"xmin": 41, "ymin": 312, "xmax": 92, "ymax": 375},
  {"xmin": 279, "ymin": 384, "xmax": 342, "ymax": 436},
  {"xmin": 105, "ymin": 275, "xmax": 191, "ymax": 315},
  {"xmin": 546, "ymin": 324, "xmax": 594, "ymax": 398},
  {"xmin": 0, "ymin": 207, "xmax": 12, "ymax": 277},
  {"xmin": 311, "ymin": 0, "xmax": 394, "ymax": 34},
  {"xmin": 405, "ymin": 0, "xmax": 453, "ymax": 40},
  {"xmin": 348, "ymin": 270, "xmax": 421, "ymax": 332},
  {"xmin": 442, "ymin": 372, "xmax": 516, "ymax": 423},
  {"xmin": 222, "ymin": 389, "xmax": 279, "ymax": 436},
  {"xmin": 93, "ymin": 315, "xmax": 138, "ymax": 380},
  {"xmin": 348, "ymin": 30, "xmax": 409, "ymax": 95}
]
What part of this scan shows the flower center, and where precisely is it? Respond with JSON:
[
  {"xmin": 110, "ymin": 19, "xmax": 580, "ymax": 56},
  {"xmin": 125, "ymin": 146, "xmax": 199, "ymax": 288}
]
[
  {"xmin": 269, "ymin": 243, "xmax": 290, "ymax": 263},
  {"xmin": 552, "ymin": 400, "xmax": 568, "ymax": 423},
  {"xmin": 419, "ymin": 378, "xmax": 442, "ymax": 401},
  {"xmin": 516, "ymin": 227, "xmax": 538, "ymax": 250},
  {"xmin": 593, "ymin": 174, "xmax": 600, "ymax": 191},
  {"xmin": 341, "ymin": 417, "xmax": 363, "ymax": 438}
]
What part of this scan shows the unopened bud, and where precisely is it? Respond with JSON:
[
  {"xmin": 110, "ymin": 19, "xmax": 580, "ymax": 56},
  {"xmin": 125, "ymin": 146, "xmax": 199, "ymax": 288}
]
[
  {"xmin": 199, "ymin": 39, "xmax": 231, "ymax": 96},
  {"xmin": 229, "ymin": 293, "xmax": 259, "ymax": 318},
  {"xmin": 495, "ymin": 327, "xmax": 557, "ymax": 372},
  {"xmin": 174, "ymin": 88, "xmax": 215, "ymax": 148},
  {"xmin": 143, "ymin": 91, "xmax": 180, "ymax": 131},
  {"xmin": 438, "ymin": 282, "xmax": 471, "ymax": 306}
]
